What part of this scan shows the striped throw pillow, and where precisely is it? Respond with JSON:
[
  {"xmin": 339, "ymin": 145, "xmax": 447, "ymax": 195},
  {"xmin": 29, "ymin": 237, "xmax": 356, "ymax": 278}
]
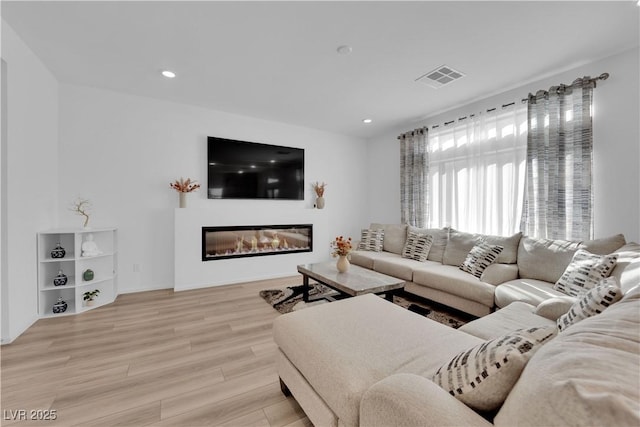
[
  {"xmin": 554, "ymin": 249, "xmax": 618, "ymax": 297},
  {"xmin": 557, "ymin": 277, "xmax": 623, "ymax": 332},
  {"xmin": 431, "ymin": 326, "xmax": 557, "ymax": 412},
  {"xmin": 459, "ymin": 241, "xmax": 504, "ymax": 278},
  {"xmin": 402, "ymin": 232, "xmax": 433, "ymax": 262},
  {"xmin": 357, "ymin": 229, "xmax": 384, "ymax": 252}
]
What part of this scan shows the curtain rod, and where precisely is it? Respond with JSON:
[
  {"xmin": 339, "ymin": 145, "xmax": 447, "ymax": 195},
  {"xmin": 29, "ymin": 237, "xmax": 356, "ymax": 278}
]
[
  {"xmin": 400, "ymin": 72, "xmax": 610, "ymax": 136},
  {"xmin": 520, "ymin": 72, "xmax": 609, "ymax": 103}
]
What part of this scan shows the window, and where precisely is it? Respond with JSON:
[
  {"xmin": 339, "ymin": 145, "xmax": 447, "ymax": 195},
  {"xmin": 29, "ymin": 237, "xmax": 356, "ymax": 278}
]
[{"xmin": 426, "ymin": 105, "xmax": 527, "ymax": 235}]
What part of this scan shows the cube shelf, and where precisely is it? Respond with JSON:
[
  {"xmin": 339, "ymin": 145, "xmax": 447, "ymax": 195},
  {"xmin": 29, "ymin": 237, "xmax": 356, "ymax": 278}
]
[{"xmin": 37, "ymin": 228, "xmax": 118, "ymax": 317}]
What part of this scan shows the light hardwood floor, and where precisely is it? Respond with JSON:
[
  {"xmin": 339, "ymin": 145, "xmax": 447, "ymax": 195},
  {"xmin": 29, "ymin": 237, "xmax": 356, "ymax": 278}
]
[{"xmin": 1, "ymin": 276, "xmax": 312, "ymax": 427}]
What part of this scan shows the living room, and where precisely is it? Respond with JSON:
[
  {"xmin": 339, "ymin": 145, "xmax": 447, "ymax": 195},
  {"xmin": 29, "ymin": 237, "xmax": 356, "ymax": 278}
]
[{"xmin": 1, "ymin": 1, "xmax": 639, "ymax": 426}]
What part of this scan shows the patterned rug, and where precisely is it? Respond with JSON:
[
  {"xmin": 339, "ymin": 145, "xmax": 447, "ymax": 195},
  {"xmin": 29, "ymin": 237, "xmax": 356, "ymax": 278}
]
[{"xmin": 259, "ymin": 283, "xmax": 475, "ymax": 329}]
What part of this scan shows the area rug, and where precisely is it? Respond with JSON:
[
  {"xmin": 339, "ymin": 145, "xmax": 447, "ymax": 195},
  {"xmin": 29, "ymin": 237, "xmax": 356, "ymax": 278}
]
[{"xmin": 259, "ymin": 283, "xmax": 475, "ymax": 329}]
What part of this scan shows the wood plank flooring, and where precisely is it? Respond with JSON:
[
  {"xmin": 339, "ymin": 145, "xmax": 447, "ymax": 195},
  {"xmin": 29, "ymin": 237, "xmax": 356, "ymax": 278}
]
[{"xmin": 1, "ymin": 276, "xmax": 312, "ymax": 427}]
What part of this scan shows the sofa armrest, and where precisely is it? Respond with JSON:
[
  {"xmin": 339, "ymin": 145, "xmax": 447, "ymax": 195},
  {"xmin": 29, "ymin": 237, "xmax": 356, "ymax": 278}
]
[
  {"xmin": 360, "ymin": 373, "xmax": 492, "ymax": 427},
  {"xmin": 534, "ymin": 296, "xmax": 576, "ymax": 320},
  {"xmin": 480, "ymin": 263, "xmax": 519, "ymax": 285}
]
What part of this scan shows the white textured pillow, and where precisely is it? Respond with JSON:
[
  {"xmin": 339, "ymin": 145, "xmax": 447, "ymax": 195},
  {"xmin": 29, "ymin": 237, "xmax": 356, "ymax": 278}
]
[
  {"xmin": 401, "ymin": 232, "xmax": 433, "ymax": 262},
  {"xmin": 357, "ymin": 229, "xmax": 384, "ymax": 252},
  {"xmin": 534, "ymin": 296, "xmax": 576, "ymax": 321},
  {"xmin": 430, "ymin": 326, "xmax": 557, "ymax": 412},
  {"xmin": 459, "ymin": 241, "xmax": 504, "ymax": 279},
  {"xmin": 557, "ymin": 277, "xmax": 623, "ymax": 332},
  {"xmin": 554, "ymin": 249, "xmax": 618, "ymax": 297}
]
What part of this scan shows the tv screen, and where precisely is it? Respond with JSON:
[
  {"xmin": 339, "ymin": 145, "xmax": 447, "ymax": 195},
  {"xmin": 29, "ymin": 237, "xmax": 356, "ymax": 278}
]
[{"xmin": 207, "ymin": 137, "xmax": 305, "ymax": 200}]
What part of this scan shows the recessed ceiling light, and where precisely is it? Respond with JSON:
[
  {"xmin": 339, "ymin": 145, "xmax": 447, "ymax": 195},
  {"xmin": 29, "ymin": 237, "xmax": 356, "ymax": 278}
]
[
  {"xmin": 363, "ymin": 119, "xmax": 373, "ymax": 124},
  {"xmin": 161, "ymin": 70, "xmax": 176, "ymax": 78},
  {"xmin": 337, "ymin": 45, "xmax": 353, "ymax": 55}
]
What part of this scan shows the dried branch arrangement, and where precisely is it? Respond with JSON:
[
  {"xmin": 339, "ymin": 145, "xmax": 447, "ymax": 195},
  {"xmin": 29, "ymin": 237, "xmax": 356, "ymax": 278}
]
[
  {"xmin": 71, "ymin": 198, "xmax": 91, "ymax": 228},
  {"xmin": 170, "ymin": 177, "xmax": 201, "ymax": 193}
]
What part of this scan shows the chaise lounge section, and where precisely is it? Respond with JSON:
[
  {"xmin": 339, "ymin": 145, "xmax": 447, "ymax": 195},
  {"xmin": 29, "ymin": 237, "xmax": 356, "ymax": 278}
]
[
  {"xmin": 273, "ymin": 222, "xmax": 640, "ymax": 426},
  {"xmin": 273, "ymin": 277, "xmax": 640, "ymax": 427}
]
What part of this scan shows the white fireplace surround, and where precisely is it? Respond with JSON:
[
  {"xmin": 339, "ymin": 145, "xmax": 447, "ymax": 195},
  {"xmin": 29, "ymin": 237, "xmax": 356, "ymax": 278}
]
[{"xmin": 174, "ymin": 204, "xmax": 329, "ymax": 291}]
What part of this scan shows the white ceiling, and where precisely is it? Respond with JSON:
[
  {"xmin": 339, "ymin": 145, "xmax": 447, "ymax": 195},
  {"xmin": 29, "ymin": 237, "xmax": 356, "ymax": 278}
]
[{"xmin": 2, "ymin": 1, "xmax": 638, "ymax": 139}]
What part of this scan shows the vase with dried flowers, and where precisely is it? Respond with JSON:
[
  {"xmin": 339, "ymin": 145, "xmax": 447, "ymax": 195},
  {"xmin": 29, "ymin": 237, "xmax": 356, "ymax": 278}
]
[
  {"xmin": 312, "ymin": 181, "xmax": 327, "ymax": 209},
  {"xmin": 331, "ymin": 235, "xmax": 352, "ymax": 273},
  {"xmin": 71, "ymin": 197, "xmax": 91, "ymax": 229},
  {"xmin": 170, "ymin": 177, "xmax": 200, "ymax": 208}
]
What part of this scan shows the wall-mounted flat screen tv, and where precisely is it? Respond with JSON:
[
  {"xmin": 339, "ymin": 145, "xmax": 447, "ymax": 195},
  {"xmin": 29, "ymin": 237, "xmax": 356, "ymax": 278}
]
[{"xmin": 207, "ymin": 137, "xmax": 304, "ymax": 200}]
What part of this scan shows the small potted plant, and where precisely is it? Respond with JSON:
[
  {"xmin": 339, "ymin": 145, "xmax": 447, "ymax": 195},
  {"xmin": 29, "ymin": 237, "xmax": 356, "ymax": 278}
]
[{"xmin": 83, "ymin": 289, "xmax": 100, "ymax": 307}]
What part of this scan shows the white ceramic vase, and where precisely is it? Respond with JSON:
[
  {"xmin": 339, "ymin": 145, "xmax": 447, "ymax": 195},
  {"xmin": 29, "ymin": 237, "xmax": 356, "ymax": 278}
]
[
  {"xmin": 336, "ymin": 255, "xmax": 350, "ymax": 273},
  {"xmin": 179, "ymin": 192, "xmax": 187, "ymax": 208},
  {"xmin": 316, "ymin": 196, "xmax": 325, "ymax": 209}
]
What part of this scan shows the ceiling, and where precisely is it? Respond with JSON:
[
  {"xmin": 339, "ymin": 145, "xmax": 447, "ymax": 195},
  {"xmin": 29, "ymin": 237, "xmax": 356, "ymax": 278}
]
[{"xmin": 2, "ymin": 1, "xmax": 638, "ymax": 139}]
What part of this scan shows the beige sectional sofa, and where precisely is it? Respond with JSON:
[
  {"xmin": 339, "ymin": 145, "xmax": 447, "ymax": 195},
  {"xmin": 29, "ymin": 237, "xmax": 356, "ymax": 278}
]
[
  {"xmin": 349, "ymin": 223, "xmax": 632, "ymax": 317},
  {"xmin": 273, "ymin": 223, "xmax": 640, "ymax": 426},
  {"xmin": 273, "ymin": 245, "xmax": 640, "ymax": 426}
]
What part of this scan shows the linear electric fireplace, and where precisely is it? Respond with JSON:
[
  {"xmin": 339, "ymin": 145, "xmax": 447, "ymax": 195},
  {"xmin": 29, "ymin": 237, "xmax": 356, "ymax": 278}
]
[{"xmin": 202, "ymin": 224, "xmax": 312, "ymax": 261}]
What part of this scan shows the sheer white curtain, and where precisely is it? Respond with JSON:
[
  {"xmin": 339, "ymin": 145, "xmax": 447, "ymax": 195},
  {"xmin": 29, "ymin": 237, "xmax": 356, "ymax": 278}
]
[{"xmin": 426, "ymin": 104, "xmax": 527, "ymax": 235}]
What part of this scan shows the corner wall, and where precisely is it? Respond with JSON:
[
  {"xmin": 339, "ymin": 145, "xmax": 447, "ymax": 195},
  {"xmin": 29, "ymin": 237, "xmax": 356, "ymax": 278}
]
[
  {"xmin": 367, "ymin": 48, "xmax": 640, "ymax": 243},
  {"xmin": 1, "ymin": 21, "xmax": 59, "ymax": 343},
  {"xmin": 58, "ymin": 85, "xmax": 369, "ymax": 293}
]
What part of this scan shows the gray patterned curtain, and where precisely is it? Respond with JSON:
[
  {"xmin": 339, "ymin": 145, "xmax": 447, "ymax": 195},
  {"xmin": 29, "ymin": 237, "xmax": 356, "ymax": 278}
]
[
  {"xmin": 521, "ymin": 77, "xmax": 595, "ymax": 240},
  {"xmin": 399, "ymin": 127, "xmax": 428, "ymax": 227}
]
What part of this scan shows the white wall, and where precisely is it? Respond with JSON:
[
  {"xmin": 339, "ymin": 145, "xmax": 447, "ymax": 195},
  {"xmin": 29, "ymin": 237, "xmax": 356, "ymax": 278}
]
[
  {"xmin": 1, "ymin": 22, "xmax": 59, "ymax": 343},
  {"xmin": 58, "ymin": 85, "xmax": 369, "ymax": 293},
  {"xmin": 367, "ymin": 48, "xmax": 640, "ymax": 243}
]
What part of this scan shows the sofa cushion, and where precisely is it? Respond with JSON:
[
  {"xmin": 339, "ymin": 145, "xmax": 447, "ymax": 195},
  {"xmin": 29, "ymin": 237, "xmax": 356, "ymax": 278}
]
[
  {"xmin": 611, "ymin": 242, "xmax": 640, "ymax": 293},
  {"xmin": 481, "ymin": 232, "xmax": 522, "ymax": 264},
  {"xmin": 443, "ymin": 229, "xmax": 479, "ymax": 266},
  {"xmin": 373, "ymin": 257, "xmax": 440, "ymax": 282},
  {"xmin": 349, "ymin": 250, "xmax": 398, "ymax": 270},
  {"xmin": 401, "ymin": 231, "xmax": 433, "ymax": 262},
  {"xmin": 495, "ymin": 278, "xmax": 571, "ymax": 309},
  {"xmin": 581, "ymin": 233, "xmax": 626, "ymax": 255},
  {"xmin": 409, "ymin": 226, "xmax": 449, "ymax": 263},
  {"xmin": 459, "ymin": 301, "xmax": 555, "ymax": 340},
  {"xmin": 444, "ymin": 230, "xmax": 521, "ymax": 266},
  {"xmin": 553, "ymin": 249, "xmax": 618, "ymax": 297},
  {"xmin": 557, "ymin": 277, "xmax": 623, "ymax": 332},
  {"xmin": 413, "ymin": 265, "xmax": 496, "ymax": 308},
  {"xmin": 370, "ymin": 223, "xmax": 407, "ymax": 255},
  {"xmin": 517, "ymin": 236, "xmax": 582, "ymax": 283},
  {"xmin": 273, "ymin": 294, "xmax": 483, "ymax": 427},
  {"xmin": 430, "ymin": 326, "xmax": 557, "ymax": 412},
  {"xmin": 534, "ymin": 296, "xmax": 576, "ymax": 321},
  {"xmin": 495, "ymin": 285, "xmax": 640, "ymax": 427},
  {"xmin": 459, "ymin": 241, "xmax": 504, "ymax": 278},
  {"xmin": 480, "ymin": 263, "xmax": 519, "ymax": 286},
  {"xmin": 357, "ymin": 228, "xmax": 384, "ymax": 252}
]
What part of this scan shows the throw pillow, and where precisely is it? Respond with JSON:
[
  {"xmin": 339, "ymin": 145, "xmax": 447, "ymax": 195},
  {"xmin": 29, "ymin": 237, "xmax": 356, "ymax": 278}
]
[
  {"xmin": 430, "ymin": 326, "xmax": 557, "ymax": 412},
  {"xmin": 357, "ymin": 229, "xmax": 384, "ymax": 252},
  {"xmin": 459, "ymin": 241, "xmax": 504, "ymax": 279},
  {"xmin": 554, "ymin": 249, "xmax": 618, "ymax": 297},
  {"xmin": 401, "ymin": 231, "xmax": 433, "ymax": 262},
  {"xmin": 557, "ymin": 277, "xmax": 623, "ymax": 332},
  {"xmin": 431, "ymin": 326, "xmax": 558, "ymax": 411}
]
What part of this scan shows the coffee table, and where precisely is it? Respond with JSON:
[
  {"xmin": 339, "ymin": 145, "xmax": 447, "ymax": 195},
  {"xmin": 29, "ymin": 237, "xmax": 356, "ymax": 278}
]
[{"xmin": 297, "ymin": 262, "xmax": 406, "ymax": 303}]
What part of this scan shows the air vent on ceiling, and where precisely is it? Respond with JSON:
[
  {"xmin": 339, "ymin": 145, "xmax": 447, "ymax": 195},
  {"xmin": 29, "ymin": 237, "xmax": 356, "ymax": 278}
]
[{"xmin": 416, "ymin": 65, "xmax": 466, "ymax": 89}]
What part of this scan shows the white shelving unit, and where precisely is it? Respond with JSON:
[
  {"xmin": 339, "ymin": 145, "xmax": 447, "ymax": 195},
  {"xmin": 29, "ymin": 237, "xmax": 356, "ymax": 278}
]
[{"xmin": 37, "ymin": 228, "xmax": 118, "ymax": 317}]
